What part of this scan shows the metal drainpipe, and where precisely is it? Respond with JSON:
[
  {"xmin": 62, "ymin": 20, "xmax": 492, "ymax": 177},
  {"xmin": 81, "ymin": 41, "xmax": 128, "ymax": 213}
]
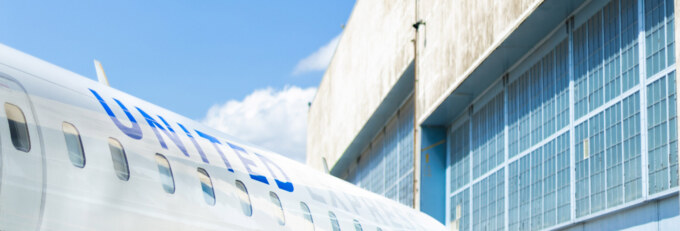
[{"xmin": 412, "ymin": 0, "xmax": 424, "ymax": 209}]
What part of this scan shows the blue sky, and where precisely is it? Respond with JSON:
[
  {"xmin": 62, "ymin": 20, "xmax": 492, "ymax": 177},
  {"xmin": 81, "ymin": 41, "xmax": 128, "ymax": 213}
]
[{"xmin": 0, "ymin": 0, "xmax": 355, "ymax": 162}]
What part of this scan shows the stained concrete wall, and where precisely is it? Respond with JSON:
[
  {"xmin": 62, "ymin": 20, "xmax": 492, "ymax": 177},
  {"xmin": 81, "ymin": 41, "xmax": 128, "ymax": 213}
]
[
  {"xmin": 415, "ymin": 0, "xmax": 542, "ymax": 122},
  {"xmin": 306, "ymin": 0, "xmax": 415, "ymax": 170},
  {"xmin": 308, "ymin": 0, "xmax": 545, "ymax": 170}
]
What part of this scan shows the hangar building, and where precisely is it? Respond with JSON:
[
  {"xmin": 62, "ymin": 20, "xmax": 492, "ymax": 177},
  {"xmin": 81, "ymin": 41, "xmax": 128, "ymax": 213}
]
[{"xmin": 307, "ymin": 0, "xmax": 680, "ymax": 230}]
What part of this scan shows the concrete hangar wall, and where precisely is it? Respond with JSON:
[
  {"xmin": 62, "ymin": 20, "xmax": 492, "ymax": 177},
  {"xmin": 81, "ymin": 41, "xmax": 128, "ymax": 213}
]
[{"xmin": 307, "ymin": 0, "xmax": 680, "ymax": 230}]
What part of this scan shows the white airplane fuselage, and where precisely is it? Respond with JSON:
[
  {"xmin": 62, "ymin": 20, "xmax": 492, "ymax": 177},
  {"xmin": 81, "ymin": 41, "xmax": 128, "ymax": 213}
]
[{"xmin": 0, "ymin": 44, "xmax": 445, "ymax": 231}]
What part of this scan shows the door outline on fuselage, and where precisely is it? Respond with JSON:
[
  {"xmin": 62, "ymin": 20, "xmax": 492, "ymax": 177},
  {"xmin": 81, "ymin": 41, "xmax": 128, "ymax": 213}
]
[{"xmin": 0, "ymin": 71, "xmax": 46, "ymax": 231}]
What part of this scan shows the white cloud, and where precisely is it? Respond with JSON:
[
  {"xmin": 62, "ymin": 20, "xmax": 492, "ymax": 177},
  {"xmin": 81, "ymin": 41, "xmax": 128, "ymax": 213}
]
[
  {"xmin": 292, "ymin": 34, "xmax": 341, "ymax": 75},
  {"xmin": 201, "ymin": 86, "xmax": 317, "ymax": 163}
]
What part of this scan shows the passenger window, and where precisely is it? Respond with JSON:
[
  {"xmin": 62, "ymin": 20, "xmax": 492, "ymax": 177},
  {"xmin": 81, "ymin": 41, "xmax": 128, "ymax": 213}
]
[
  {"xmin": 108, "ymin": 138, "xmax": 129, "ymax": 181},
  {"xmin": 155, "ymin": 154, "xmax": 175, "ymax": 194},
  {"xmin": 197, "ymin": 168, "xmax": 215, "ymax": 205},
  {"xmin": 300, "ymin": 202, "xmax": 315, "ymax": 231},
  {"xmin": 235, "ymin": 180, "xmax": 253, "ymax": 216},
  {"xmin": 329, "ymin": 211, "xmax": 341, "ymax": 231},
  {"xmin": 270, "ymin": 192, "xmax": 285, "ymax": 225},
  {"xmin": 62, "ymin": 122, "xmax": 85, "ymax": 168},
  {"xmin": 5, "ymin": 103, "xmax": 30, "ymax": 152},
  {"xmin": 353, "ymin": 219, "xmax": 362, "ymax": 231}
]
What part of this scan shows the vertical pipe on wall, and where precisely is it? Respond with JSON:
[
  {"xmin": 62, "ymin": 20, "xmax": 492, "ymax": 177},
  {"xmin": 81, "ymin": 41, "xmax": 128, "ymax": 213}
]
[{"xmin": 413, "ymin": 0, "xmax": 420, "ymax": 209}]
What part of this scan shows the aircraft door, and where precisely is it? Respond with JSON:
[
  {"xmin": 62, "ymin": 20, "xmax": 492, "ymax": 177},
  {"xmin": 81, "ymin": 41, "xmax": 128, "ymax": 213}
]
[{"xmin": 0, "ymin": 74, "xmax": 45, "ymax": 231}]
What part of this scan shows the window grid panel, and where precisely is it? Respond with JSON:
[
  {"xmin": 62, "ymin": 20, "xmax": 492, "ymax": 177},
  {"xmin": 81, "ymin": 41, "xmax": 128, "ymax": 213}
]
[
  {"xmin": 543, "ymin": 139, "xmax": 557, "ymax": 228},
  {"xmin": 589, "ymin": 112, "xmax": 606, "ymax": 213},
  {"xmin": 668, "ymin": 71, "xmax": 678, "ymax": 188},
  {"xmin": 369, "ymin": 135, "xmax": 385, "ymax": 195},
  {"xmin": 575, "ymin": 121, "xmax": 590, "ymax": 217},
  {"xmin": 605, "ymin": 102, "xmax": 624, "ymax": 208},
  {"xmin": 451, "ymin": 121, "xmax": 471, "ymax": 193},
  {"xmin": 604, "ymin": 0, "xmax": 622, "ymax": 103},
  {"xmin": 622, "ymin": 92, "xmax": 643, "ymax": 202},
  {"xmin": 530, "ymin": 63, "xmax": 544, "ymax": 147},
  {"xmin": 666, "ymin": 0, "xmax": 675, "ymax": 66},
  {"xmin": 557, "ymin": 40, "xmax": 571, "ymax": 130},
  {"xmin": 473, "ymin": 169, "xmax": 505, "ymax": 231},
  {"xmin": 647, "ymin": 76, "xmax": 669, "ymax": 194},
  {"xmin": 575, "ymin": 23, "xmax": 590, "ymax": 119},
  {"xmin": 509, "ymin": 80, "xmax": 521, "ymax": 158},
  {"xmin": 473, "ymin": 93, "xmax": 505, "ymax": 180},
  {"xmin": 645, "ymin": 0, "xmax": 674, "ymax": 77},
  {"xmin": 450, "ymin": 189, "xmax": 470, "ymax": 231},
  {"xmin": 508, "ymin": 160, "xmax": 520, "ymax": 231},
  {"xmin": 518, "ymin": 155, "xmax": 531, "ymax": 230},
  {"xmin": 588, "ymin": 11, "xmax": 605, "ymax": 113},
  {"xmin": 530, "ymin": 148, "xmax": 543, "ymax": 230},
  {"xmin": 621, "ymin": 0, "xmax": 640, "ymax": 92},
  {"xmin": 556, "ymin": 132, "xmax": 571, "ymax": 223},
  {"xmin": 543, "ymin": 50, "xmax": 557, "ymax": 140},
  {"xmin": 431, "ymin": 1, "xmax": 680, "ymax": 230}
]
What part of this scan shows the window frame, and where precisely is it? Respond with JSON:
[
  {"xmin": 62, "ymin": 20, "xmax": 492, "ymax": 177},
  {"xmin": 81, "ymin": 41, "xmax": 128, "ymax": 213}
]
[
  {"xmin": 270, "ymin": 191, "xmax": 285, "ymax": 225},
  {"xmin": 329, "ymin": 211, "xmax": 341, "ymax": 231},
  {"xmin": 235, "ymin": 180, "xmax": 253, "ymax": 216},
  {"xmin": 108, "ymin": 137, "xmax": 130, "ymax": 181},
  {"xmin": 300, "ymin": 202, "xmax": 315, "ymax": 231},
  {"xmin": 197, "ymin": 167, "xmax": 215, "ymax": 206},
  {"xmin": 352, "ymin": 219, "xmax": 363, "ymax": 231},
  {"xmin": 5, "ymin": 103, "xmax": 30, "ymax": 152},
  {"xmin": 62, "ymin": 122, "xmax": 85, "ymax": 168},
  {"xmin": 155, "ymin": 153, "xmax": 176, "ymax": 194}
]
